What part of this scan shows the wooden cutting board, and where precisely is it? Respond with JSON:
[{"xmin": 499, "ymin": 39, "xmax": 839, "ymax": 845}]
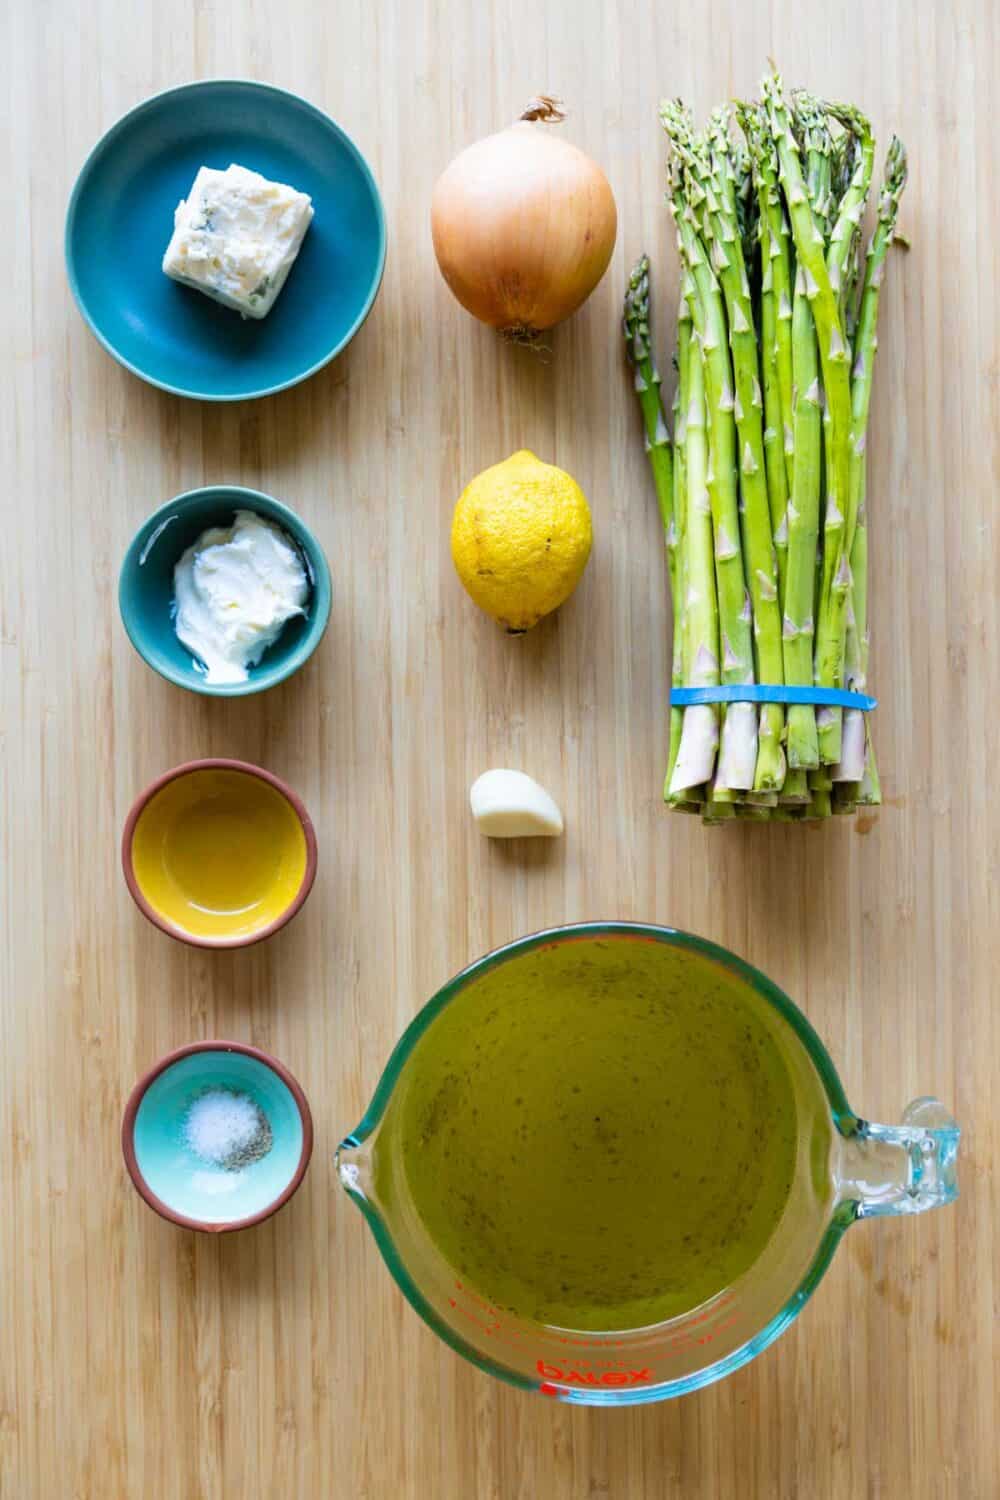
[{"xmin": 2, "ymin": 0, "xmax": 996, "ymax": 1494}]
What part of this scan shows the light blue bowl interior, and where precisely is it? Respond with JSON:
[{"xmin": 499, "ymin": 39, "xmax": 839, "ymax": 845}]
[
  {"xmin": 133, "ymin": 1051, "xmax": 305, "ymax": 1225},
  {"xmin": 119, "ymin": 485, "xmax": 331, "ymax": 696},
  {"xmin": 66, "ymin": 79, "xmax": 386, "ymax": 399}
]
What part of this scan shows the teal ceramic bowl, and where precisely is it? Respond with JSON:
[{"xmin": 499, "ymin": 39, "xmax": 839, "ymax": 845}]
[
  {"xmin": 122, "ymin": 1042, "xmax": 313, "ymax": 1232},
  {"xmin": 119, "ymin": 485, "xmax": 332, "ymax": 696},
  {"xmin": 65, "ymin": 79, "xmax": 386, "ymax": 400}
]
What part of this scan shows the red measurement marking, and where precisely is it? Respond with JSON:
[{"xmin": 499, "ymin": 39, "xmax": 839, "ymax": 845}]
[{"xmin": 537, "ymin": 1361, "xmax": 652, "ymax": 1387}]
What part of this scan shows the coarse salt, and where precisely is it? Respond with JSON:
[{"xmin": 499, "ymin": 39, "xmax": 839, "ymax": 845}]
[{"xmin": 183, "ymin": 1088, "xmax": 273, "ymax": 1171}]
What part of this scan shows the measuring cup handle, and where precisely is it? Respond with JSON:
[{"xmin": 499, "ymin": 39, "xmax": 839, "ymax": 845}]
[{"xmin": 836, "ymin": 1097, "xmax": 960, "ymax": 1218}]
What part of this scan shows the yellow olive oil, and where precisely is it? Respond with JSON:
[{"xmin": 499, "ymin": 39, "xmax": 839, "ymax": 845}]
[
  {"xmin": 130, "ymin": 768, "xmax": 306, "ymax": 940},
  {"xmin": 384, "ymin": 938, "xmax": 799, "ymax": 1331}
]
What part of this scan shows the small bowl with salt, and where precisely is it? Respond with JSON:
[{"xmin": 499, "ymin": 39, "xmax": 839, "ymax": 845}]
[{"xmin": 122, "ymin": 1041, "xmax": 313, "ymax": 1232}]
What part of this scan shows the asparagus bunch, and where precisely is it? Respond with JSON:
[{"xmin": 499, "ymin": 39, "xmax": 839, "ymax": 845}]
[{"xmin": 625, "ymin": 71, "xmax": 908, "ymax": 822}]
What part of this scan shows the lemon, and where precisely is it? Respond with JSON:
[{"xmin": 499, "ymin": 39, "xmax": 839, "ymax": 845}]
[{"xmin": 451, "ymin": 450, "xmax": 592, "ymax": 632}]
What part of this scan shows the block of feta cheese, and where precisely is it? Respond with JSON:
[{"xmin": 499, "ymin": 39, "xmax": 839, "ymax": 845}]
[{"xmin": 162, "ymin": 163, "xmax": 314, "ymax": 319}]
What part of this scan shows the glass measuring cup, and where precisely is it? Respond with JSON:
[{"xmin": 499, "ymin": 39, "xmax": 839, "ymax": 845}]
[{"xmin": 337, "ymin": 923, "xmax": 959, "ymax": 1405}]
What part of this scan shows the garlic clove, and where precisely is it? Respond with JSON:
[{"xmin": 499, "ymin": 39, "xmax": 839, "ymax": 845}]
[{"xmin": 470, "ymin": 769, "xmax": 564, "ymax": 838}]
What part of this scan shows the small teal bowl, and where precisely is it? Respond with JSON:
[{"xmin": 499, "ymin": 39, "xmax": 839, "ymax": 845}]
[
  {"xmin": 65, "ymin": 79, "xmax": 386, "ymax": 400},
  {"xmin": 123, "ymin": 1041, "xmax": 314, "ymax": 1232},
  {"xmin": 119, "ymin": 484, "xmax": 332, "ymax": 696}
]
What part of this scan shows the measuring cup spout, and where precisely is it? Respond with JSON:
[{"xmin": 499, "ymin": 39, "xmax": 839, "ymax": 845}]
[
  {"xmin": 336, "ymin": 1135, "xmax": 374, "ymax": 1202},
  {"xmin": 835, "ymin": 1097, "xmax": 960, "ymax": 1218}
]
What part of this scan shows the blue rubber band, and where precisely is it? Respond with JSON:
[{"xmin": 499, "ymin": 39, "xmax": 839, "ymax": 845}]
[{"xmin": 670, "ymin": 684, "xmax": 877, "ymax": 711}]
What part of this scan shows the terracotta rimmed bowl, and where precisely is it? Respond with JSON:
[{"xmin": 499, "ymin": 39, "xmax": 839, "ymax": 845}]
[
  {"xmin": 122, "ymin": 759, "xmax": 317, "ymax": 948},
  {"xmin": 122, "ymin": 1041, "xmax": 314, "ymax": 1232}
]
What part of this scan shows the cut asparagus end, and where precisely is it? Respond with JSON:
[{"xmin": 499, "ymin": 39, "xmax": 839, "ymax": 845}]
[
  {"xmin": 716, "ymin": 701, "xmax": 758, "ymax": 790},
  {"xmin": 833, "ymin": 784, "xmax": 859, "ymax": 814},
  {"xmin": 780, "ymin": 767, "xmax": 812, "ymax": 803},
  {"xmin": 831, "ymin": 708, "xmax": 866, "ymax": 781},
  {"xmin": 710, "ymin": 781, "xmax": 739, "ymax": 805},
  {"xmin": 805, "ymin": 788, "xmax": 833, "ymax": 819},
  {"xmin": 669, "ymin": 704, "xmax": 720, "ymax": 795},
  {"xmin": 703, "ymin": 798, "xmax": 737, "ymax": 823}
]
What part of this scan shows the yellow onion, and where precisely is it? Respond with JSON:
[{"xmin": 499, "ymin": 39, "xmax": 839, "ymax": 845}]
[{"xmin": 431, "ymin": 97, "xmax": 617, "ymax": 337}]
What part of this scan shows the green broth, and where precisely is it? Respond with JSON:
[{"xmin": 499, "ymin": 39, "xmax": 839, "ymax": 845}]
[{"xmin": 381, "ymin": 938, "xmax": 800, "ymax": 1331}]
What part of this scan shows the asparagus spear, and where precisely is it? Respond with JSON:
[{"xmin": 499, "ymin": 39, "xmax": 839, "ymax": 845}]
[
  {"xmin": 787, "ymin": 95, "xmax": 832, "ymax": 774},
  {"xmin": 699, "ymin": 109, "xmax": 786, "ymax": 791},
  {"xmin": 837, "ymin": 441, "xmax": 870, "ymax": 789},
  {"xmin": 669, "ymin": 283, "xmax": 695, "ymax": 798},
  {"xmin": 835, "ymin": 484, "xmax": 868, "ymax": 783},
  {"xmin": 834, "ymin": 136, "xmax": 908, "ymax": 791},
  {"xmin": 748, "ymin": 130, "xmax": 791, "ymax": 604},
  {"xmin": 623, "ymin": 258, "xmax": 674, "ymax": 513},
  {"xmin": 782, "ymin": 257, "xmax": 823, "ymax": 769},
  {"xmin": 763, "ymin": 74, "xmax": 854, "ymax": 765},
  {"xmin": 795, "ymin": 95, "xmax": 836, "ymax": 688},
  {"xmin": 743, "ymin": 103, "xmax": 796, "ymax": 495},
  {"xmin": 669, "ymin": 305, "xmax": 721, "ymax": 794},
  {"xmin": 662, "ymin": 109, "xmax": 758, "ymax": 791},
  {"xmin": 742, "ymin": 101, "xmax": 798, "ymax": 804},
  {"xmin": 623, "ymin": 258, "xmax": 686, "ymax": 792},
  {"xmin": 848, "ymin": 136, "xmax": 908, "ymax": 582}
]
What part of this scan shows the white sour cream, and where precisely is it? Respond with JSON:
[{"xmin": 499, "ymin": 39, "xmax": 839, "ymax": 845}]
[{"xmin": 173, "ymin": 510, "xmax": 310, "ymax": 684}]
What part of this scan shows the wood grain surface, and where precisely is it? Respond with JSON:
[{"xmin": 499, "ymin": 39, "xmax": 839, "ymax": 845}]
[{"xmin": 2, "ymin": 0, "xmax": 997, "ymax": 1495}]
